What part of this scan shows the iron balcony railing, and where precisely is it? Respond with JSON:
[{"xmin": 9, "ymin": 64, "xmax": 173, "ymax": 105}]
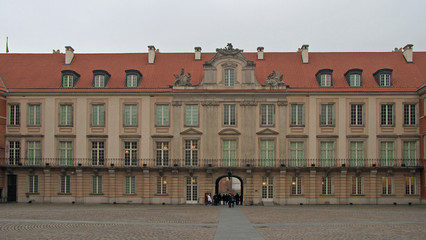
[{"xmin": 0, "ymin": 158, "xmax": 423, "ymax": 168}]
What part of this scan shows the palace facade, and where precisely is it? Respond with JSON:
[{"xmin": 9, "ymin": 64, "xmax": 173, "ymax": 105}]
[{"xmin": 0, "ymin": 44, "xmax": 425, "ymax": 205}]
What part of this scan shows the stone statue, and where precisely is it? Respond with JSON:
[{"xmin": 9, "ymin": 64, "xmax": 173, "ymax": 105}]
[
  {"xmin": 265, "ymin": 70, "xmax": 285, "ymax": 87},
  {"xmin": 173, "ymin": 68, "xmax": 192, "ymax": 86}
]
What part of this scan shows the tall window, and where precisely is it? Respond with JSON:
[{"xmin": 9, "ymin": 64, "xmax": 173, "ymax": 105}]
[
  {"xmin": 185, "ymin": 104, "xmax": 199, "ymax": 126},
  {"xmin": 60, "ymin": 175, "xmax": 71, "ymax": 194},
  {"xmin": 403, "ymin": 141, "xmax": 417, "ymax": 166},
  {"xmin": 290, "ymin": 104, "xmax": 304, "ymax": 126},
  {"xmin": 320, "ymin": 104, "xmax": 334, "ymax": 126},
  {"xmin": 289, "ymin": 142, "xmax": 304, "ymax": 167},
  {"xmin": 28, "ymin": 104, "xmax": 41, "ymax": 126},
  {"xmin": 222, "ymin": 140, "xmax": 237, "ymax": 166},
  {"xmin": 320, "ymin": 74, "xmax": 332, "ymax": 87},
  {"xmin": 186, "ymin": 177, "xmax": 198, "ymax": 202},
  {"xmin": 260, "ymin": 140, "xmax": 274, "ymax": 167},
  {"xmin": 380, "ymin": 141, "xmax": 394, "ymax": 167},
  {"xmin": 28, "ymin": 175, "xmax": 38, "ymax": 193},
  {"xmin": 59, "ymin": 141, "xmax": 73, "ymax": 166},
  {"xmin": 380, "ymin": 104, "xmax": 394, "ymax": 126},
  {"xmin": 125, "ymin": 176, "xmax": 136, "ymax": 194},
  {"xmin": 126, "ymin": 74, "xmax": 138, "ymax": 87},
  {"xmin": 382, "ymin": 176, "xmax": 392, "ymax": 195},
  {"xmin": 124, "ymin": 104, "xmax": 137, "ymax": 126},
  {"xmin": 223, "ymin": 104, "xmax": 236, "ymax": 126},
  {"xmin": 92, "ymin": 175, "xmax": 103, "ymax": 194},
  {"xmin": 59, "ymin": 104, "xmax": 73, "ymax": 126},
  {"xmin": 261, "ymin": 104, "xmax": 274, "ymax": 126},
  {"xmin": 224, "ymin": 69, "xmax": 235, "ymax": 87},
  {"xmin": 380, "ymin": 74, "xmax": 391, "ymax": 86},
  {"xmin": 156, "ymin": 142, "xmax": 169, "ymax": 166},
  {"xmin": 405, "ymin": 176, "xmax": 416, "ymax": 195},
  {"xmin": 350, "ymin": 104, "xmax": 363, "ymax": 126},
  {"xmin": 156, "ymin": 104, "xmax": 170, "ymax": 126},
  {"xmin": 124, "ymin": 141, "xmax": 137, "ymax": 166},
  {"xmin": 321, "ymin": 176, "xmax": 333, "ymax": 195},
  {"xmin": 184, "ymin": 140, "xmax": 198, "ymax": 166},
  {"xmin": 8, "ymin": 141, "xmax": 20, "ymax": 165},
  {"xmin": 91, "ymin": 141, "xmax": 105, "ymax": 166},
  {"xmin": 62, "ymin": 75, "xmax": 74, "ymax": 88},
  {"xmin": 91, "ymin": 104, "xmax": 105, "ymax": 126},
  {"xmin": 9, "ymin": 104, "xmax": 20, "ymax": 126},
  {"xmin": 351, "ymin": 176, "xmax": 363, "ymax": 195},
  {"xmin": 261, "ymin": 176, "xmax": 273, "ymax": 199},
  {"xmin": 291, "ymin": 176, "xmax": 302, "ymax": 195},
  {"xmin": 94, "ymin": 75, "xmax": 105, "ymax": 87},
  {"xmin": 349, "ymin": 74, "xmax": 361, "ymax": 87},
  {"xmin": 27, "ymin": 141, "xmax": 41, "ymax": 165},
  {"xmin": 320, "ymin": 141, "xmax": 335, "ymax": 167},
  {"xmin": 404, "ymin": 104, "xmax": 416, "ymax": 126},
  {"xmin": 157, "ymin": 176, "xmax": 167, "ymax": 195},
  {"xmin": 349, "ymin": 141, "xmax": 364, "ymax": 167}
]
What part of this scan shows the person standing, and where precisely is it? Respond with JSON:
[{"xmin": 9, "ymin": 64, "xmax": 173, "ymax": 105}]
[{"xmin": 235, "ymin": 193, "xmax": 240, "ymax": 205}]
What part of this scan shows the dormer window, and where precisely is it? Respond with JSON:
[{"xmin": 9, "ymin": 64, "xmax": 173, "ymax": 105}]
[
  {"xmin": 344, "ymin": 69, "xmax": 363, "ymax": 87},
  {"xmin": 125, "ymin": 70, "xmax": 142, "ymax": 87},
  {"xmin": 224, "ymin": 68, "xmax": 235, "ymax": 87},
  {"xmin": 94, "ymin": 75, "xmax": 105, "ymax": 87},
  {"xmin": 373, "ymin": 69, "xmax": 393, "ymax": 87},
  {"xmin": 61, "ymin": 70, "xmax": 80, "ymax": 88},
  {"xmin": 316, "ymin": 69, "xmax": 333, "ymax": 87},
  {"xmin": 92, "ymin": 70, "xmax": 110, "ymax": 88}
]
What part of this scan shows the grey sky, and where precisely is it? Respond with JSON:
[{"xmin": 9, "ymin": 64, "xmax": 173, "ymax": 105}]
[{"xmin": 1, "ymin": 0, "xmax": 425, "ymax": 53}]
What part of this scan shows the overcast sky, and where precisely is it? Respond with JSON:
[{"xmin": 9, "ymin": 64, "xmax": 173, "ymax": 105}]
[{"xmin": 1, "ymin": 0, "xmax": 425, "ymax": 53}]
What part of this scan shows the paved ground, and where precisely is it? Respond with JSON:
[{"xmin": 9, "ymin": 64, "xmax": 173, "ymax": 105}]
[{"xmin": 0, "ymin": 203, "xmax": 425, "ymax": 239}]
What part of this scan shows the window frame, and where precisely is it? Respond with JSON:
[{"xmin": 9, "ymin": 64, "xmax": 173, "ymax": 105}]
[
  {"xmin": 222, "ymin": 139, "xmax": 237, "ymax": 167},
  {"xmin": 344, "ymin": 69, "xmax": 363, "ymax": 87},
  {"xmin": 290, "ymin": 103, "xmax": 304, "ymax": 126},
  {"xmin": 27, "ymin": 103, "xmax": 41, "ymax": 126},
  {"xmin": 184, "ymin": 139, "xmax": 199, "ymax": 166},
  {"xmin": 380, "ymin": 103, "xmax": 394, "ymax": 126},
  {"xmin": 155, "ymin": 141, "xmax": 170, "ymax": 166},
  {"xmin": 405, "ymin": 176, "xmax": 416, "ymax": 195},
  {"xmin": 316, "ymin": 69, "xmax": 333, "ymax": 87},
  {"xmin": 8, "ymin": 103, "xmax": 20, "ymax": 126},
  {"xmin": 382, "ymin": 176, "xmax": 393, "ymax": 195},
  {"xmin": 320, "ymin": 103, "xmax": 335, "ymax": 126},
  {"xmin": 351, "ymin": 176, "xmax": 364, "ymax": 195},
  {"xmin": 403, "ymin": 103, "xmax": 417, "ymax": 126},
  {"xmin": 291, "ymin": 176, "xmax": 302, "ymax": 195},
  {"xmin": 59, "ymin": 103, "xmax": 73, "ymax": 127},
  {"xmin": 92, "ymin": 70, "xmax": 110, "ymax": 88},
  {"xmin": 28, "ymin": 175, "xmax": 39, "ymax": 193},
  {"xmin": 91, "ymin": 141, "xmax": 105, "ymax": 166},
  {"xmin": 321, "ymin": 176, "xmax": 333, "ymax": 195},
  {"xmin": 350, "ymin": 103, "xmax": 364, "ymax": 126},
  {"xmin": 349, "ymin": 141, "xmax": 364, "ymax": 167},
  {"xmin": 373, "ymin": 69, "xmax": 393, "ymax": 87},
  {"xmin": 319, "ymin": 141, "xmax": 335, "ymax": 167},
  {"xmin": 260, "ymin": 104, "xmax": 275, "ymax": 126},
  {"xmin": 289, "ymin": 141, "xmax": 305, "ymax": 167},
  {"xmin": 123, "ymin": 103, "xmax": 138, "ymax": 127},
  {"xmin": 259, "ymin": 139, "xmax": 275, "ymax": 167},
  {"xmin": 60, "ymin": 175, "xmax": 71, "ymax": 194},
  {"xmin": 91, "ymin": 103, "xmax": 105, "ymax": 127},
  {"xmin": 123, "ymin": 141, "xmax": 138, "ymax": 166},
  {"xmin": 61, "ymin": 70, "xmax": 80, "ymax": 88},
  {"xmin": 58, "ymin": 140, "xmax": 73, "ymax": 166},
  {"xmin": 380, "ymin": 141, "xmax": 395, "ymax": 167},
  {"xmin": 223, "ymin": 104, "xmax": 236, "ymax": 126},
  {"xmin": 8, "ymin": 140, "xmax": 21, "ymax": 165},
  {"xmin": 156, "ymin": 104, "xmax": 170, "ymax": 127},
  {"xmin": 156, "ymin": 176, "xmax": 168, "ymax": 195},
  {"xmin": 125, "ymin": 175, "xmax": 136, "ymax": 194},
  {"xmin": 125, "ymin": 70, "xmax": 142, "ymax": 88},
  {"xmin": 26, "ymin": 140, "xmax": 41, "ymax": 166},
  {"xmin": 224, "ymin": 68, "xmax": 235, "ymax": 87},
  {"xmin": 185, "ymin": 104, "xmax": 199, "ymax": 127},
  {"xmin": 261, "ymin": 176, "xmax": 274, "ymax": 199},
  {"xmin": 92, "ymin": 175, "xmax": 103, "ymax": 194}
]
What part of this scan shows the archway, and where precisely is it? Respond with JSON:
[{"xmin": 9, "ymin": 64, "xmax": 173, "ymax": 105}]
[{"xmin": 215, "ymin": 175, "xmax": 244, "ymax": 205}]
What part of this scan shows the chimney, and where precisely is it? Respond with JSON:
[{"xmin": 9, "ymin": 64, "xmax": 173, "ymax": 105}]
[
  {"xmin": 148, "ymin": 45, "xmax": 156, "ymax": 64},
  {"xmin": 300, "ymin": 44, "xmax": 309, "ymax": 64},
  {"xmin": 65, "ymin": 46, "xmax": 74, "ymax": 65},
  {"xmin": 403, "ymin": 44, "xmax": 413, "ymax": 63},
  {"xmin": 194, "ymin": 47, "xmax": 202, "ymax": 60},
  {"xmin": 257, "ymin": 47, "xmax": 264, "ymax": 60}
]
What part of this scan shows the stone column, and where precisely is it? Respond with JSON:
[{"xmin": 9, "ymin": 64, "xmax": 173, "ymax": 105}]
[{"xmin": 43, "ymin": 168, "xmax": 51, "ymax": 203}]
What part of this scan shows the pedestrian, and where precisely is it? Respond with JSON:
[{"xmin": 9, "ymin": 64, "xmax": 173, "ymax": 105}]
[
  {"xmin": 207, "ymin": 194, "xmax": 212, "ymax": 205},
  {"xmin": 235, "ymin": 193, "xmax": 240, "ymax": 205}
]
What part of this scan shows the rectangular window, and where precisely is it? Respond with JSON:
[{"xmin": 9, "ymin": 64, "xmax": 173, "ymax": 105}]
[
  {"xmin": 125, "ymin": 176, "xmax": 136, "ymax": 194},
  {"xmin": 321, "ymin": 176, "xmax": 333, "ymax": 195},
  {"xmin": 320, "ymin": 74, "xmax": 332, "ymax": 87},
  {"xmin": 261, "ymin": 104, "xmax": 274, "ymax": 126},
  {"xmin": 184, "ymin": 140, "xmax": 198, "ymax": 166},
  {"xmin": 382, "ymin": 176, "xmax": 392, "ymax": 195},
  {"xmin": 156, "ymin": 142, "xmax": 169, "ymax": 166},
  {"xmin": 350, "ymin": 104, "xmax": 363, "ymax": 126},
  {"xmin": 186, "ymin": 177, "xmax": 198, "ymax": 202},
  {"xmin": 222, "ymin": 140, "xmax": 236, "ymax": 166},
  {"xmin": 8, "ymin": 141, "xmax": 20, "ymax": 165},
  {"xmin": 9, "ymin": 104, "xmax": 20, "ymax": 126},
  {"xmin": 91, "ymin": 104, "xmax": 105, "ymax": 126},
  {"xmin": 405, "ymin": 176, "xmax": 416, "ymax": 195},
  {"xmin": 28, "ymin": 104, "xmax": 41, "ymax": 126},
  {"xmin": 156, "ymin": 104, "xmax": 170, "ymax": 126},
  {"xmin": 403, "ymin": 104, "xmax": 416, "ymax": 126},
  {"xmin": 261, "ymin": 176, "xmax": 273, "ymax": 199},
  {"xmin": 28, "ymin": 175, "xmax": 38, "ymax": 193},
  {"xmin": 320, "ymin": 104, "xmax": 334, "ymax": 126},
  {"xmin": 60, "ymin": 175, "xmax": 71, "ymax": 194},
  {"xmin": 91, "ymin": 141, "xmax": 105, "ymax": 166},
  {"xmin": 27, "ymin": 141, "xmax": 41, "ymax": 165},
  {"xmin": 349, "ymin": 141, "xmax": 364, "ymax": 167},
  {"xmin": 59, "ymin": 104, "xmax": 73, "ymax": 126},
  {"xmin": 94, "ymin": 75, "xmax": 105, "ymax": 87},
  {"xmin": 223, "ymin": 104, "xmax": 236, "ymax": 126},
  {"xmin": 260, "ymin": 140, "xmax": 274, "ymax": 167},
  {"xmin": 349, "ymin": 74, "xmax": 361, "ymax": 87},
  {"xmin": 224, "ymin": 69, "xmax": 235, "ymax": 87},
  {"xmin": 380, "ymin": 104, "xmax": 394, "ymax": 126},
  {"xmin": 59, "ymin": 141, "xmax": 73, "ymax": 166},
  {"xmin": 157, "ymin": 176, "xmax": 167, "ymax": 195},
  {"xmin": 289, "ymin": 142, "xmax": 304, "ymax": 167},
  {"xmin": 124, "ymin": 141, "xmax": 137, "ymax": 166},
  {"xmin": 351, "ymin": 176, "xmax": 363, "ymax": 195},
  {"xmin": 126, "ymin": 74, "xmax": 138, "ymax": 87},
  {"xmin": 92, "ymin": 175, "xmax": 103, "ymax": 194},
  {"xmin": 380, "ymin": 141, "xmax": 394, "ymax": 167},
  {"xmin": 124, "ymin": 104, "xmax": 137, "ymax": 126},
  {"xmin": 185, "ymin": 104, "xmax": 199, "ymax": 126},
  {"xmin": 63, "ymin": 75, "xmax": 74, "ymax": 88},
  {"xmin": 291, "ymin": 176, "xmax": 302, "ymax": 195},
  {"xmin": 290, "ymin": 104, "xmax": 304, "ymax": 126},
  {"xmin": 380, "ymin": 74, "xmax": 391, "ymax": 86},
  {"xmin": 320, "ymin": 141, "xmax": 334, "ymax": 167},
  {"xmin": 403, "ymin": 141, "xmax": 417, "ymax": 166}
]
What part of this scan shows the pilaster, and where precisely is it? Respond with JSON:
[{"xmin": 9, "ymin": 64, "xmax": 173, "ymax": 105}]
[
  {"xmin": 279, "ymin": 169, "xmax": 287, "ymax": 205},
  {"xmin": 370, "ymin": 169, "xmax": 378, "ymax": 204},
  {"xmin": 339, "ymin": 169, "xmax": 347, "ymax": 204},
  {"xmin": 142, "ymin": 169, "xmax": 150, "ymax": 204},
  {"xmin": 75, "ymin": 168, "xmax": 83, "ymax": 203},
  {"xmin": 309, "ymin": 168, "xmax": 316, "ymax": 204},
  {"xmin": 244, "ymin": 169, "xmax": 253, "ymax": 205},
  {"xmin": 43, "ymin": 168, "xmax": 51, "ymax": 203},
  {"xmin": 108, "ymin": 168, "xmax": 115, "ymax": 203}
]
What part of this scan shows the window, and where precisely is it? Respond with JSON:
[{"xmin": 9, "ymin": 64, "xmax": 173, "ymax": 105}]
[
  {"xmin": 320, "ymin": 141, "xmax": 334, "ymax": 167},
  {"xmin": 290, "ymin": 104, "xmax": 304, "ymax": 126},
  {"xmin": 320, "ymin": 74, "xmax": 332, "ymax": 87},
  {"xmin": 62, "ymin": 74, "xmax": 74, "ymax": 88},
  {"xmin": 223, "ymin": 104, "xmax": 236, "ymax": 126},
  {"xmin": 125, "ymin": 176, "xmax": 136, "ymax": 194},
  {"xmin": 380, "ymin": 141, "xmax": 394, "ymax": 167},
  {"xmin": 405, "ymin": 176, "xmax": 416, "ymax": 195},
  {"xmin": 124, "ymin": 104, "xmax": 137, "ymax": 126},
  {"xmin": 349, "ymin": 141, "xmax": 364, "ymax": 167},
  {"xmin": 289, "ymin": 142, "xmax": 304, "ymax": 167},
  {"xmin": 380, "ymin": 74, "xmax": 391, "ymax": 86},
  {"xmin": 404, "ymin": 104, "xmax": 417, "ymax": 126},
  {"xmin": 185, "ymin": 104, "xmax": 199, "ymax": 126},
  {"xmin": 157, "ymin": 176, "xmax": 167, "ymax": 195},
  {"xmin": 374, "ymin": 69, "xmax": 393, "ymax": 87},
  {"xmin": 9, "ymin": 104, "xmax": 20, "ymax": 126},
  {"xmin": 27, "ymin": 141, "xmax": 41, "ymax": 165},
  {"xmin": 125, "ymin": 70, "xmax": 142, "ymax": 87},
  {"xmin": 156, "ymin": 142, "xmax": 169, "ymax": 166},
  {"xmin": 351, "ymin": 176, "xmax": 363, "ymax": 195},
  {"xmin": 320, "ymin": 104, "xmax": 334, "ymax": 126},
  {"xmin": 261, "ymin": 104, "xmax": 274, "ymax": 126},
  {"xmin": 94, "ymin": 75, "xmax": 105, "ymax": 87},
  {"xmin": 156, "ymin": 104, "xmax": 170, "ymax": 126},
  {"xmin": 291, "ymin": 176, "xmax": 302, "ymax": 195},
  {"xmin": 184, "ymin": 140, "xmax": 198, "ymax": 166},
  {"xmin": 28, "ymin": 175, "xmax": 38, "ymax": 193},
  {"xmin": 124, "ymin": 141, "xmax": 137, "ymax": 166},
  {"xmin": 380, "ymin": 104, "xmax": 394, "ymax": 126},
  {"xmin": 349, "ymin": 74, "xmax": 361, "ymax": 87},
  {"xmin": 403, "ymin": 141, "xmax": 417, "ymax": 166},
  {"xmin": 60, "ymin": 175, "xmax": 71, "ymax": 194},
  {"xmin": 222, "ymin": 140, "xmax": 237, "ymax": 166},
  {"xmin": 260, "ymin": 140, "xmax": 274, "ymax": 167},
  {"xmin": 224, "ymin": 69, "xmax": 235, "ymax": 87},
  {"xmin": 186, "ymin": 177, "xmax": 198, "ymax": 202},
  {"xmin": 28, "ymin": 104, "xmax": 41, "ymax": 126},
  {"xmin": 92, "ymin": 70, "xmax": 110, "ymax": 88},
  {"xmin": 59, "ymin": 141, "xmax": 73, "ymax": 166},
  {"xmin": 382, "ymin": 176, "xmax": 393, "ymax": 195},
  {"xmin": 261, "ymin": 176, "xmax": 273, "ymax": 199},
  {"xmin": 350, "ymin": 104, "xmax": 363, "ymax": 126},
  {"xmin": 92, "ymin": 175, "xmax": 103, "ymax": 194},
  {"xmin": 321, "ymin": 176, "xmax": 333, "ymax": 195},
  {"xmin": 8, "ymin": 141, "xmax": 20, "ymax": 165},
  {"xmin": 91, "ymin": 104, "xmax": 105, "ymax": 127},
  {"xmin": 59, "ymin": 104, "xmax": 73, "ymax": 126},
  {"xmin": 91, "ymin": 141, "xmax": 105, "ymax": 166}
]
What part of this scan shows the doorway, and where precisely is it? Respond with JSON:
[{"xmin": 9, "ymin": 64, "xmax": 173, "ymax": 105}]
[
  {"xmin": 7, "ymin": 174, "xmax": 17, "ymax": 202},
  {"xmin": 215, "ymin": 175, "xmax": 243, "ymax": 205}
]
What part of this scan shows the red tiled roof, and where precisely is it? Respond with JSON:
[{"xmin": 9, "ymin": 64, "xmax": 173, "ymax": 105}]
[{"xmin": 0, "ymin": 50, "xmax": 425, "ymax": 94}]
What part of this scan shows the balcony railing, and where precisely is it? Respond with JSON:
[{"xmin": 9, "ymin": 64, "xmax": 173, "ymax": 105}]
[{"xmin": 0, "ymin": 158, "xmax": 423, "ymax": 168}]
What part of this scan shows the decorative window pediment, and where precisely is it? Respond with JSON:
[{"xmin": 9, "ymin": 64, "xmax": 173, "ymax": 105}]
[
  {"xmin": 180, "ymin": 128, "xmax": 203, "ymax": 135},
  {"xmin": 61, "ymin": 70, "xmax": 80, "ymax": 88},
  {"xmin": 373, "ymin": 69, "xmax": 393, "ymax": 87},
  {"xmin": 256, "ymin": 128, "xmax": 279, "ymax": 135},
  {"xmin": 344, "ymin": 69, "xmax": 363, "ymax": 87},
  {"xmin": 218, "ymin": 128, "xmax": 241, "ymax": 135},
  {"xmin": 316, "ymin": 69, "xmax": 333, "ymax": 87},
  {"xmin": 125, "ymin": 70, "xmax": 142, "ymax": 87},
  {"xmin": 92, "ymin": 70, "xmax": 111, "ymax": 88}
]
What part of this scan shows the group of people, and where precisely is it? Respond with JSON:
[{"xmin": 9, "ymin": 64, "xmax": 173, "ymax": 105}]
[{"xmin": 207, "ymin": 193, "xmax": 242, "ymax": 207}]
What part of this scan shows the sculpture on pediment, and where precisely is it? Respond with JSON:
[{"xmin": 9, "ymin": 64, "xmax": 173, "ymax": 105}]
[
  {"xmin": 265, "ymin": 70, "xmax": 285, "ymax": 87},
  {"xmin": 173, "ymin": 68, "xmax": 192, "ymax": 86},
  {"xmin": 216, "ymin": 43, "xmax": 243, "ymax": 55}
]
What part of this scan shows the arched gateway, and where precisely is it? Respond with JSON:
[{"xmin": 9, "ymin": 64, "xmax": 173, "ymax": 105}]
[{"xmin": 215, "ymin": 175, "xmax": 244, "ymax": 205}]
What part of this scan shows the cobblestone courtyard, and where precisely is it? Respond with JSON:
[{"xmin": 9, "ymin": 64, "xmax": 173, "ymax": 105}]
[{"xmin": 0, "ymin": 203, "xmax": 425, "ymax": 239}]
